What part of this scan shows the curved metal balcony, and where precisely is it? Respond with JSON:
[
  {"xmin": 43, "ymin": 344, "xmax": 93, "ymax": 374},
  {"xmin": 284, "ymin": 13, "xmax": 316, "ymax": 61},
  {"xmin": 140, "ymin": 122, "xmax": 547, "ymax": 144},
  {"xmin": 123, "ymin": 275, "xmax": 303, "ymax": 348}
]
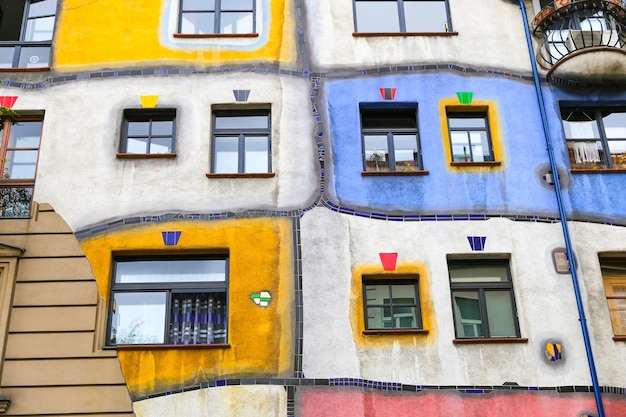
[{"xmin": 532, "ymin": 0, "xmax": 626, "ymax": 87}]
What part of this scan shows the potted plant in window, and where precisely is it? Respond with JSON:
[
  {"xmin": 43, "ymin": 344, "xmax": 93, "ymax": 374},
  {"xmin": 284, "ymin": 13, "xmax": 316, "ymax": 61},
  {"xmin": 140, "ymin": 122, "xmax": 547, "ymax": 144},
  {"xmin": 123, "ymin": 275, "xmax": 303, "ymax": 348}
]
[{"xmin": 367, "ymin": 152, "xmax": 386, "ymax": 171}]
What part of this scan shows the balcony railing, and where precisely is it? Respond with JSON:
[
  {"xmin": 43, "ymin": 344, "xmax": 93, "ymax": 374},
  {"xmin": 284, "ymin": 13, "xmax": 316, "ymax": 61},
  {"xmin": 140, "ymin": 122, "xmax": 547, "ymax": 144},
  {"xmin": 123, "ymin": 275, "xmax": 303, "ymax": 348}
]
[{"xmin": 532, "ymin": 0, "xmax": 626, "ymax": 72}]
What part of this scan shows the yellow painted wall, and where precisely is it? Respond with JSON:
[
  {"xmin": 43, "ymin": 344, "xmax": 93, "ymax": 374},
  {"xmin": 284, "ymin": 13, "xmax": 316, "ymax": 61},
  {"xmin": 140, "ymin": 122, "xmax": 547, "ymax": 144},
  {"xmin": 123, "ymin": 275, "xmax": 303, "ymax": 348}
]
[
  {"xmin": 81, "ymin": 218, "xmax": 294, "ymax": 399},
  {"xmin": 439, "ymin": 98, "xmax": 505, "ymax": 171},
  {"xmin": 350, "ymin": 263, "xmax": 437, "ymax": 348},
  {"xmin": 54, "ymin": 0, "xmax": 296, "ymax": 72}
]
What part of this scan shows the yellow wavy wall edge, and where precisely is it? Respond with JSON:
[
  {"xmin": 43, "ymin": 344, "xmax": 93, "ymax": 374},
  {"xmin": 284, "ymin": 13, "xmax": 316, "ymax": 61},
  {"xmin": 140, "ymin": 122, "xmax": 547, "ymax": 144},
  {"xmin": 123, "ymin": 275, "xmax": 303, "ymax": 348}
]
[
  {"xmin": 53, "ymin": 0, "xmax": 296, "ymax": 71},
  {"xmin": 80, "ymin": 218, "xmax": 294, "ymax": 399}
]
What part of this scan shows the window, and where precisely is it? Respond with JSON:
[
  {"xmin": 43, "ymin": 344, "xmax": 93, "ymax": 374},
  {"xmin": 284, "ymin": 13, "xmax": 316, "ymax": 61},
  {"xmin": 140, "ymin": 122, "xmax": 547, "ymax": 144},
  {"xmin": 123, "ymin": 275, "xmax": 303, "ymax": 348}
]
[
  {"xmin": 353, "ymin": 0, "xmax": 451, "ymax": 33},
  {"xmin": 600, "ymin": 259, "xmax": 626, "ymax": 337},
  {"xmin": 448, "ymin": 260, "xmax": 521, "ymax": 339},
  {"xmin": 447, "ymin": 112, "xmax": 495, "ymax": 163},
  {"xmin": 211, "ymin": 110, "xmax": 271, "ymax": 174},
  {"xmin": 0, "ymin": 0, "xmax": 57, "ymax": 69},
  {"xmin": 0, "ymin": 117, "xmax": 43, "ymax": 218},
  {"xmin": 363, "ymin": 277, "xmax": 423, "ymax": 331},
  {"xmin": 107, "ymin": 257, "xmax": 228, "ymax": 346},
  {"xmin": 561, "ymin": 105, "xmax": 626, "ymax": 170},
  {"xmin": 119, "ymin": 109, "xmax": 176, "ymax": 156},
  {"xmin": 178, "ymin": 0, "xmax": 256, "ymax": 35},
  {"xmin": 360, "ymin": 104, "xmax": 422, "ymax": 173}
]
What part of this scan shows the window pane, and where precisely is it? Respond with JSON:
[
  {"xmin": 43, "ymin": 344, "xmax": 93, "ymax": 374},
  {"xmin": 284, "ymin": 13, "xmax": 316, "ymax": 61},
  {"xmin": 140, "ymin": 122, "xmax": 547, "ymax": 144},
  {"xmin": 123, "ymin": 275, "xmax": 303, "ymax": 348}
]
[
  {"xmin": 364, "ymin": 135, "xmax": 389, "ymax": 171},
  {"xmin": 469, "ymin": 131, "xmax": 490, "ymax": 162},
  {"xmin": 244, "ymin": 136, "xmax": 268, "ymax": 173},
  {"xmin": 562, "ymin": 118, "xmax": 599, "ymax": 139},
  {"xmin": 0, "ymin": 48, "xmax": 15, "ymax": 68},
  {"xmin": 24, "ymin": 16, "xmax": 55, "ymax": 41},
  {"xmin": 607, "ymin": 140, "xmax": 626, "ymax": 168},
  {"xmin": 453, "ymin": 291, "xmax": 483, "ymax": 337},
  {"xmin": 28, "ymin": 0, "xmax": 58, "ymax": 17},
  {"xmin": 126, "ymin": 138, "xmax": 149, "ymax": 153},
  {"xmin": 0, "ymin": 187, "xmax": 32, "ymax": 218},
  {"xmin": 110, "ymin": 292, "xmax": 167, "ymax": 344},
  {"xmin": 215, "ymin": 115, "xmax": 268, "ymax": 130},
  {"xmin": 361, "ymin": 108, "xmax": 416, "ymax": 129},
  {"xmin": 567, "ymin": 140, "xmax": 604, "ymax": 168},
  {"xmin": 603, "ymin": 112, "xmax": 626, "ymax": 139},
  {"xmin": 393, "ymin": 307, "xmax": 418, "ymax": 329},
  {"xmin": 17, "ymin": 46, "xmax": 50, "ymax": 68},
  {"xmin": 449, "ymin": 117, "xmax": 486, "ymax": 129},
  {"xmin": 485, "ymin": 291, "xmax": 517, "ymax": 337},
  {"xmin": 220, "ymin": 11, "xmax": 253, "ymax": 33},
  {"xmin": 182, "ymin": 0, "xmax": 215, "ymax": 10},
  {"xmin": 365, "ymin": 284, "xmax": 390, "ymax": 305},
  {"xmin": 214, "ymin": 136, "xmax": 239, "ymax": 173},
  {"xmin": 127, "ymin": 121, "xmax": 150, "ymax": 136},
  {"xmin": 390, "ymin": 283, "xmax": 416, "ymax": 304},
  {"xmin": 394, "ymin": 134, "xmax": 419, "ymax": 169},
  {"xmin": 355, "ymin": 1, "xmax": 400, "ymax": 32},
  {"xmin": 170, "ymin": 292, "xmax": 227, "ymax": 344},
  {"xmin": 221, "ymin": 0, "xmax": 254, "ymax": 10},
  {"xmin": 8, "ymin": 122, "xmax": 42, "ymax": 148},
  {"xmin": 181, "ymin": 12, "xmax": 215, "ymax": 34},
  {"xmin": 366, "ymin": 306, "xmax": 387, "ymax": 329},
  {"xmin": 115, "ymin": 259, "xmax": 227, "ymax": 283},
  {"xmin": 449, "ymin": 263, "xmax": 509, "ymax": 283},
  {"xmin": 150, "ymin": 138, "xmax": 173, "ymax": 154},
  {"xmin": 4, "ymin": 150, "xmax": 38, "ymax": 178},
  {"xmin": 607, "ymin": 298, "xmax": 626, "ymax": 335},
  {"xmin": 151, "ymin": 120, "xmax": 174, "ymax": 136},
  {"xmin": 405, "ymin": 1, "xmax": 448, "ymax": 32},
  {"xmin": 451, "ymin": 131, "xmax": 471, "ymax": 162}
]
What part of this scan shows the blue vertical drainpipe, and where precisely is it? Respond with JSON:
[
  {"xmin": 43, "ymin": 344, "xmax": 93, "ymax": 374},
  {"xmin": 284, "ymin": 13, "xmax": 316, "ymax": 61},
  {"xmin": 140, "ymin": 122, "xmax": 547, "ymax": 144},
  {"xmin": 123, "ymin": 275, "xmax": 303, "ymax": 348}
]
[{"xmin": 507, "ymin": 1, "xmax": 605, "ymax": 416}]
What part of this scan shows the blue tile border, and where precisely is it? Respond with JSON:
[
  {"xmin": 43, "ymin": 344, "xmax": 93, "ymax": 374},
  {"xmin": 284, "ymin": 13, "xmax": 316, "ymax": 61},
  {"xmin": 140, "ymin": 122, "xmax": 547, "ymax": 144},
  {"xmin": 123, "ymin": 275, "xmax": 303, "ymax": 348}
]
[{"xmin": 136, "ymin": 378, "xmax": 625, "ymax": 402}]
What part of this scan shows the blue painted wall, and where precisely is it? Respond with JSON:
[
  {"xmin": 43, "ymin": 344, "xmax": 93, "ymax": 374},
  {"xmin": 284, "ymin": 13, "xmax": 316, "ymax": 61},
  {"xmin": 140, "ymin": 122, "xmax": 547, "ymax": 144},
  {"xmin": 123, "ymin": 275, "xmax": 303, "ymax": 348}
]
[{"xmin": 323, "ymin": 72, "xmax": 626, "ymax": 223}]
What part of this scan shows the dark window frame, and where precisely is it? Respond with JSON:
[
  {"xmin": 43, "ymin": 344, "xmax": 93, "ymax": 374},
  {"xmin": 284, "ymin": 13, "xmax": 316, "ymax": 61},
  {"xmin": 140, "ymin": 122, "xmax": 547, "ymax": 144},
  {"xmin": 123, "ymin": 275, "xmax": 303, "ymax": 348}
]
[
  {"xmin": 560, "ymin": 102, "xmax": 626, "ymax": 171},
  {"xmin": 118, "ymin": 109, "xmax": 177, "ymax": 157},
  {"xmin": 360, "ymin": 103, "xmax": 424, "ymax": 174},
  {"xmin": 0, "ymin": 115, "xmax": 43, "ymax": 218},
  {"xmin": 352, "ymin": 0, "xmax": 453, "ymax": 34},
  {"xmin": 448, "ymin": 259, "xmax": 522, "ymax": 340},
  {"xmin": 447, "ymin": 111, "xmax": 495, "ymax": 163},
  {"xmin": 362, "ymin": 275, "xmax": 425, "ymax": 333},
  {"xmin": 0, "ymin": 0, "xmax": 57, "ymax": 69},
  {"xmin": 177, "ymin": 0, "xmax": 257, "ymax": 36},
  {"xmin": 106, "ymin": 255, "xmax": 229, "ymax": 347},
  {"xmin": 210, "ymin": 109, "xmax": 272, "ymax": 174}
]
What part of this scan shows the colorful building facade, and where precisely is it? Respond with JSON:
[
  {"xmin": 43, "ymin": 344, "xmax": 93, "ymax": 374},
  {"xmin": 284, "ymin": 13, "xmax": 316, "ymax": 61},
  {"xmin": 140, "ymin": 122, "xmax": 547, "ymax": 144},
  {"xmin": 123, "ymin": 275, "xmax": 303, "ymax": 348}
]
[{"xmin": 0, "ymin": 0, "xmax": 625, "ymax": 416}]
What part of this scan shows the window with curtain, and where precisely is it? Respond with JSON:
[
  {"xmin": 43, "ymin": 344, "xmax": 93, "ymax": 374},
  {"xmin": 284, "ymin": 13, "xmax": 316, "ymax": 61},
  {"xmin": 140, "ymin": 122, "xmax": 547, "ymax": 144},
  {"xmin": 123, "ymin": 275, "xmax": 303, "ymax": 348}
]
[
  {"xmin": 561, "ymin": 105, "xmax": 626, "ymax": 170},
  {"xmin": 448, "ymin": 259, "xmax": 521, "ymax": 339},
  {"xmin": 107, "ymin": 257, "xmax": 228, "ymax": 346}
]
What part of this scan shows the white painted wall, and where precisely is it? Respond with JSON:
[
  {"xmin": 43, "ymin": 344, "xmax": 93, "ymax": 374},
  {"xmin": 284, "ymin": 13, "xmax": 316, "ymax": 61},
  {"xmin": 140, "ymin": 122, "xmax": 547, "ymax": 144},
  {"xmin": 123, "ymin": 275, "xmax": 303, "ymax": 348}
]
[
  {"xmin": 2, "ymin": 73, "xmax": 319, "ymax": 231},
  {"xmin": 301, "ymin": 208, "xmax": 626, "ymax": 387},
  {"xmin": 133, "ymin": 385, "xmax": 286, "ymax": 417},
  {"xmin": 303, "ymin": 0, "xmax": 534, "ymax": 73}
]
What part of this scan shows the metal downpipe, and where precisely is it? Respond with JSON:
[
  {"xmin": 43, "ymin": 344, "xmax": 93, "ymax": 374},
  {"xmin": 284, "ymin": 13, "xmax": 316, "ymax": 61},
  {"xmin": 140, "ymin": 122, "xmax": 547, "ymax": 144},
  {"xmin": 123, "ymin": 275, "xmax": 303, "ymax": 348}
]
[{"xmin": 509, "ymin": 1, "xmax": 605, "ymax": 416}]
